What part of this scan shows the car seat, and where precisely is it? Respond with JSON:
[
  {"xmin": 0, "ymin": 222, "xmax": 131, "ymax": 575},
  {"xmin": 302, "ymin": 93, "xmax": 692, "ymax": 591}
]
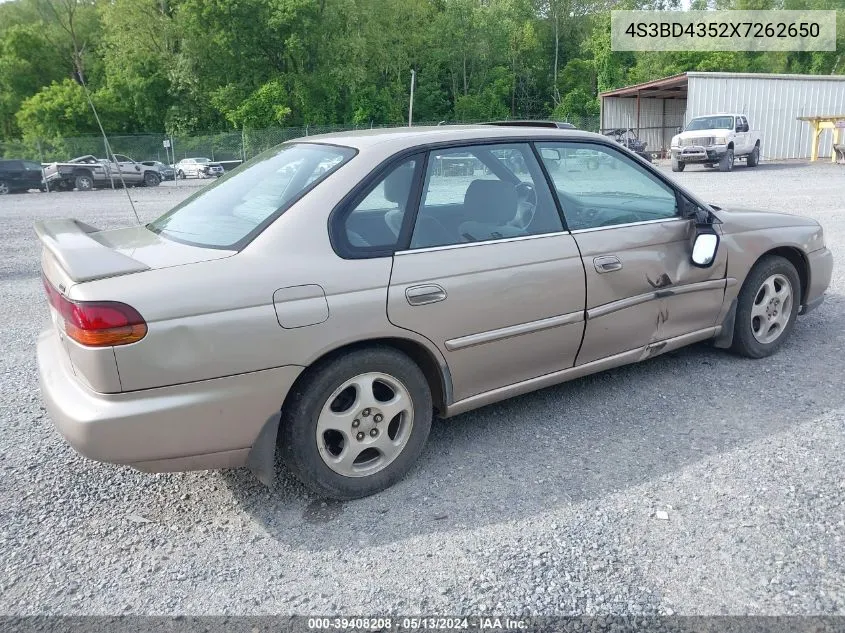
[{"xmin": 458, "ymin": 180, "xmax": 524, "ymax": 242}]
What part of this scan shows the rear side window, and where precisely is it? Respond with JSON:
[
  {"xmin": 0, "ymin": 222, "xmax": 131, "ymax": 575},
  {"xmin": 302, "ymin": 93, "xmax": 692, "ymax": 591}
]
[
  {"xmin": 148, "ymin": 143, "xmax": 355, "ymax": 249},
  {"xmin": 342, "ymin": 159, "xmax": 418, "ymax": 250}
]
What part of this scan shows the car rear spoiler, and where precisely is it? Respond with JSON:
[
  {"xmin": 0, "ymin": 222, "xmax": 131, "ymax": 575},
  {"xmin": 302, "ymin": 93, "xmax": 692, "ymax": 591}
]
[{"xmin": 34, "ymin": 219, "xmax": 150, "ymax": 283}]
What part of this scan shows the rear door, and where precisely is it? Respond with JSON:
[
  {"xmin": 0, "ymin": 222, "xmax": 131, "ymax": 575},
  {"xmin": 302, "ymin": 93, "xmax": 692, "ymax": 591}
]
[
  {"xmin": 22, "ymin": 161, "xmax": 44, "ymax": 189},
  {"xmin": 385, "ymin": 143, "xmax": 586, "ymax": 403},
  {"xmin": 536, "ymin": 141, "xmax": 727, "ymax": 365}
]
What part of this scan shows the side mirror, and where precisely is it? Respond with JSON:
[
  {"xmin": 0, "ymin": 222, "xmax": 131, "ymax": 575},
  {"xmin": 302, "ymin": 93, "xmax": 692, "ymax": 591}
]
[{"xmin": 691, "ymin": 230, "xmax": 720, "ymax": 267}]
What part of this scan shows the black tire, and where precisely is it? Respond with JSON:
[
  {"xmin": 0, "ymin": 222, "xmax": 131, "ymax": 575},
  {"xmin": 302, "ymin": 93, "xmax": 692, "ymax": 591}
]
[
  {"xmin": 0, "ymin": 181, "xmax": 9, "ymax": 195},
  {"xmin": 747, "ymin": 144, "xmax": 760, "ymax": 167},
  {"xmin": 671, "ymin": 156, "xmax": 685, "ymax": 172},
  {"xmin": 279, "ymin": 346, "xmax": 433, "ymax": 500},
  {"xmin": 143, "ymin": 171, "xmax": 161, "ymax": 187},
  {"xmin": 74, "ymin": 172, "xmax": 93, "ymax": 191},
  {"xmin": 730, "ymin": 255, "xmax": 801, "ymax": 359},
  {"xmin": 718, "ymin": 148, "xmax": 734, "ymax": 172},
  {"xmin": 177, "ymin": 170, "xmax": 185, "ymax": 180}
]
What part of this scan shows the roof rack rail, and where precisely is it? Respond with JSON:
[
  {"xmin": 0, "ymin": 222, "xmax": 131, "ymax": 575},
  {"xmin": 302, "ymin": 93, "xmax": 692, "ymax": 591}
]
[{"xmin": 485, "ymin": 120, "xmax": 576, "ymax": 129}]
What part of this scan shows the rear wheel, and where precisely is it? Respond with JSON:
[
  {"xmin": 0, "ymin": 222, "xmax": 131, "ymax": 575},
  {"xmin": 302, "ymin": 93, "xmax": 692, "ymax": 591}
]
[
  {"xmin": 74, "ymin": 172, "xmax": 93, "ymax": 191},
  {"xmin": 747, "ymin": 144, "xmax": 760, "ymax": 167},
  {"xmin": 143, "ymin": 171, "xmax": 161, "ymax": 187},
  {"xmin": 0, "ymin": 181, "xmax": 9, "ymax": 195},
  {"xmin": 279, "ymin": 347, "xmax": 433, "ymax": 500},
  {"xmin": 671, "ymin": 156, "xmax": 685, "ymax": 172},
  {"xmin": 731, "ymin": 255, "xmax": 800, "ymax": 358}
]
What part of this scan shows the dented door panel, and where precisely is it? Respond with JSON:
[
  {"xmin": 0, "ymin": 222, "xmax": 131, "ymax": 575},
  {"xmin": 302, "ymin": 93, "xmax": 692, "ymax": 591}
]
[{"xmin": 573, "ymin": 218, "xmax": 727, "ymax": 365}]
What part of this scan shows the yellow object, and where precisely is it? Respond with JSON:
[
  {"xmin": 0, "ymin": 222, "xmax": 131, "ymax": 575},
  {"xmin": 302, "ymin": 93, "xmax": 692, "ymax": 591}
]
[{"xmin": 797, "ymin": 116, "xmax": 845, "ymax": 163}]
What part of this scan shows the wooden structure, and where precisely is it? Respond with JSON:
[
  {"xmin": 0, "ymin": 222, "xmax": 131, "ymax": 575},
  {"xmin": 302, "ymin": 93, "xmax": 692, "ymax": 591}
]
[{"xmin": 797, "ymin": 116, "xmax": 845, "ymax": 162}]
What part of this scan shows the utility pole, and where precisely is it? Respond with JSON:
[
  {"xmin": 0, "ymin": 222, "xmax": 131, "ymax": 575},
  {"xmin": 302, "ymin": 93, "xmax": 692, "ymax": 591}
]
[{"xmin": 408, "ymin": 69, "xmax": 416, "ymax": 127}]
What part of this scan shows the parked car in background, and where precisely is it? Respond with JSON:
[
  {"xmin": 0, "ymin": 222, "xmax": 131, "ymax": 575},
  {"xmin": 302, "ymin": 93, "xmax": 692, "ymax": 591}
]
[
  {"xmin": 175, "ymin": 157, "xmax": 225, "ymax": 179},
  {"xmin": 671, "ymin": 113, "xmax": 761, "ymax": 172},
  {"xmin": 0, "ymin": 158, "xmax": 45, "ymax": 194},
  {"xmin": 35, "ymin": 126, "xmax": 831, "ymax": 500},
  {"xmin": 44, "ymin": 154, "xmax": 162, "ymax": 191},
  {"xmin": 604, "ymin": 128, "xmax": 653, "ymax": 163},
  {"xmin": 141, "ymin": 161, "xmax": 175, "ymax": 181}
]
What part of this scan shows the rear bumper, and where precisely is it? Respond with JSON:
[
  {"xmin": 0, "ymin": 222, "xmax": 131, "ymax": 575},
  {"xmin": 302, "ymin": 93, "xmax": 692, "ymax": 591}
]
[
  {"xmin": 801, "ymin": 247, "xmax": 833, "ymax": 314},
  {"xmin": 37, "ymin": 328, "xmax": 302, "ymax": 472}
]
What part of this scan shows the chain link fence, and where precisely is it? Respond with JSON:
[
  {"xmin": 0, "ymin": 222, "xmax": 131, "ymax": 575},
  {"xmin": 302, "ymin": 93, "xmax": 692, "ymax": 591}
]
[{"xmin": 0, "ymin": 117, "xmax": 602, "ymax": 165}]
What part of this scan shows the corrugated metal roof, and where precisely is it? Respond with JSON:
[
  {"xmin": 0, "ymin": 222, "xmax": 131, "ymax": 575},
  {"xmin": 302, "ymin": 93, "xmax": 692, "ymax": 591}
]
[{"xmin": 687, "ymin": 72, "xmax": 845, "ymax": 81}]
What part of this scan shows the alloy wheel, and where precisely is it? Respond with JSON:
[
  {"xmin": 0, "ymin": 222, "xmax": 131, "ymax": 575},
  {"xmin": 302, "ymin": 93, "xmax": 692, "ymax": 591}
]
[
  {"xmin": 751, "ymin": 273, "xmax": 793, "ymax": 344},
  {"xmin": 315, "ymin": 372, "xmax": 414, "ymax": 478}
]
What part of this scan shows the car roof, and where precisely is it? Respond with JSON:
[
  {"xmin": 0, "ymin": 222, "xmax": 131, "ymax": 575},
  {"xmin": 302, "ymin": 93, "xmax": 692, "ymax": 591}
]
[{"xmin": 296, "ymin": 124, "xmax": 603, "ymax": 151}]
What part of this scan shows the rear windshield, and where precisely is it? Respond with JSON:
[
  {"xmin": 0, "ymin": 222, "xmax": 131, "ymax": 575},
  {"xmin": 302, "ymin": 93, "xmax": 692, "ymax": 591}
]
[{"xmin": 148, "ymin": 143, "xmax": 356, "ymax": 249}]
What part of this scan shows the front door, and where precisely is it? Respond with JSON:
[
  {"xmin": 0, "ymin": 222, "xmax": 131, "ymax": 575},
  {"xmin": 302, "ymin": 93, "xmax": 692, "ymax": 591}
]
[
  {"xmin": 114, "ymin": 154, "xmax": 143, "ymax": 184},
  {"xmin": 536, "ymin": 141, "xmax": 727, "ymax": 366},
  {"xmin": 386, "ymin": 142, "xmax": 586, "ymax": 403}
]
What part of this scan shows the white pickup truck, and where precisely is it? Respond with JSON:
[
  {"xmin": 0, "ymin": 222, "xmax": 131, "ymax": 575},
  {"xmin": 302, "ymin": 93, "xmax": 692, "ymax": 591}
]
[{"xmin": 670, "ymin": 113, "xmax": 761, "ymax": 172}]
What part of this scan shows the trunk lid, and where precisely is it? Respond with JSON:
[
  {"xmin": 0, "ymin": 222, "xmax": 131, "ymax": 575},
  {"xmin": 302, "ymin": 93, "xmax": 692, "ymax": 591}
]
[{"xmin": 35, "ymin": 219, "xmax": 234, "ymax": 287}]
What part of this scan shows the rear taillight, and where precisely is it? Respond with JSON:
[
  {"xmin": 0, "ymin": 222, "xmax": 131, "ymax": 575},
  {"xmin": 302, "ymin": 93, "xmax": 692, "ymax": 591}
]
[{"xmin": 42, "ymin": 276, "xmax": 147, "ymax": 347}]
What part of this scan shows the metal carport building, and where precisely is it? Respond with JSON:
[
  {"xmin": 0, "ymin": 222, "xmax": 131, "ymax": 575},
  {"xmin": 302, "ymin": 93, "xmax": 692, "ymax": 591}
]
[{"xmin": 599, "ymin": 72, "xmax": 845, "ymax": 160}]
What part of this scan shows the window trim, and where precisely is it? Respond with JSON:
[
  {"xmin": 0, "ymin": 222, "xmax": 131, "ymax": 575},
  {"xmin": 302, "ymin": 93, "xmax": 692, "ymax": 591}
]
[
  {"xmin": 533, "ymin": 139, "xmax": 686, "ymax": 231},
  {"xmin": 328, "ymin": 135, "xmax": 705, "ymax": 259}
]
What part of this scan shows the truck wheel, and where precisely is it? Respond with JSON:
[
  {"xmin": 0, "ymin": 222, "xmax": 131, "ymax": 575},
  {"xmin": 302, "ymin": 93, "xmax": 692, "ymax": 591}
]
[
  {"xmin": 0, "ymin": 181, "xmax": 9, "ymax": 195},
  {"xmin": 747, "ymin": 144, "xmax": 760, "ymax": 167},
  {"xmin": 718, "ymin": 148, "xmax": 734, "ymax": 172},
  {"xmin": 74, "ymin": 173, "xmax": 94, "ymax": 191},
  {"xmin": 671, "ymin": 156, "xmax": 685, "ymax": 172},
  {"xmin": 143, "ymin": 171, "xmax": 161, "ymax": 187}
]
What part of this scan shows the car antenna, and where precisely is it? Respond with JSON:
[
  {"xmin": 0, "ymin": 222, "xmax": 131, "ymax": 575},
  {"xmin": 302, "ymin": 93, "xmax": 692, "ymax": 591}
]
[{"xmin": 77, "ymin": 72, "xmax": 142, "ymax": 226}]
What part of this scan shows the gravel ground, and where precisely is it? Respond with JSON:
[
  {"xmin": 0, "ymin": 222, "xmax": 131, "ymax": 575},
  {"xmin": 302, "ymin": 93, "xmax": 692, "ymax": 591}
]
[{"xmin": 0, "ymin": 161, "xmax": 843, "ymax": 618}]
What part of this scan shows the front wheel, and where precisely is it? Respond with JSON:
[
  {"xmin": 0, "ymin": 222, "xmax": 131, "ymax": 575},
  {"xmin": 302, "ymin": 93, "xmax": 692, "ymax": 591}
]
[
  {"xmin": 718, "ymin": 148, "xmax": 734, "ymax": 172},
  {"xmin": 731, "ymin": 255, "xmax": 801, "ymax": 358},
  {"xmin": 279, "ymin": 347, "xmax": 433, "ymax": 499},
  {"xmin": 0, "ymin": 181, "xmax": 9, "ymax": 195},
  {"xmin": 671, "ymin": 156, "xmax": 685, "ymax": 172},
  {"xmin": 176, "ymin": 170, "xmax": 185, "ymax": 180},
  {"xmin": 144, "ymin": 171, "xmax": 161, "ymax": 187}
]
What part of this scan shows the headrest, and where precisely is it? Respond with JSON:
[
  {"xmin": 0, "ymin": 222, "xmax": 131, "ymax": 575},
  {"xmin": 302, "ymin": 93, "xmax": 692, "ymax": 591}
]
[
  {"xmin": 463, "ymin": 179, "xmax": 517, "ymax": 224},
  {"xmin": 383, "ymin": 164, "xmax": 414, "ymax": 206}
]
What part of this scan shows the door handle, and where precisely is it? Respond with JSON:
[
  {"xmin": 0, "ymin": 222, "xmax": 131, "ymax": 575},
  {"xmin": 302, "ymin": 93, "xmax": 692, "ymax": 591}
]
[
  {"xmin": 594, "ymin": 255, "xmax": 622, "ymax": 273},
  {"xmin": 406, "ymin": 284, "xmax": 447, "ymax": 306}
]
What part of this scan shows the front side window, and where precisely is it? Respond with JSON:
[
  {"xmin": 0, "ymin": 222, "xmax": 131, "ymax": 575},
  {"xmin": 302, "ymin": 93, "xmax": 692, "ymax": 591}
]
[
  {"xmin": 410, "ymin": 143, "xmax": 562, "ymax": 249},
  {"xmin": 149, "ymin": 143, "xmax": 355, "ymax": 249},
  {"xmin": 536, "ymin": 142, "xmax": 678, "ymax": 230},
  {"xmin": 342, "ymin": 158, "xmax": 418, "ymax": 249}
]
